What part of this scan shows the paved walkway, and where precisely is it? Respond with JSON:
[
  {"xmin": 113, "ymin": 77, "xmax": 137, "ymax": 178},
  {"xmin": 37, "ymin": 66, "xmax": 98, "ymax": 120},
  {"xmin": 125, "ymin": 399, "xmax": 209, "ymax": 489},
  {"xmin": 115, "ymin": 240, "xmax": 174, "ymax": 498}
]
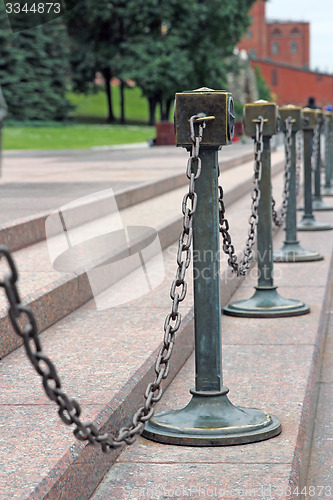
[{"xmin": 306, "ymin": 287, "xmax": 333, "ymax": 496}]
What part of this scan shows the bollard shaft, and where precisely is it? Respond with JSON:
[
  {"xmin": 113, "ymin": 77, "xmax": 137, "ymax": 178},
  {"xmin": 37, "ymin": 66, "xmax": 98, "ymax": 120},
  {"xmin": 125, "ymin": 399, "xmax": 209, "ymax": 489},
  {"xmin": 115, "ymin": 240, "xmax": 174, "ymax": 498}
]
[
  {"xmin": 331, "ymin": 125, "xmax": 333, "ymax": 183},
  {"xmin": 192, "ymin": 149, "xmax": 223, "ymax": 393},
  {"xmin": 284, "ymin": 132, "xmax": 297, "ymax": 242},
  {"xmin": 224, "ymin": 101, "xmax": 309, "ymax": 316},
  {"xmin": 303, "ymin": 129, "xmax": 314, "ymax": 218},
  {"xmin": 257, "ymin": 137, "xmax": 274, "ymax": 287},
  {"xmin": 314, "ymin": 121, "xmax": 322, "ymax": 199},
  {"xmin": 324, "ymin": 121, "xmax": 332, "ymax": 189}
]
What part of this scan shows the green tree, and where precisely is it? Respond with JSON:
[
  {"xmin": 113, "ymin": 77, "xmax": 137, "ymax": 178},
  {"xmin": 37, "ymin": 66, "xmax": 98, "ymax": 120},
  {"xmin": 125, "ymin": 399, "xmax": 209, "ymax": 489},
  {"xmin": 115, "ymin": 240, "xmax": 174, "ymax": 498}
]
[
  {"xmin": 65, "ymin": 0, "xmax": 130, "ymax": 123},
  {"xmin": 0, "ymin": 12, "xmax": 71, "ymax": 121},
  {"xmin": 121, "ymin": 0, "xmax": 257, "ymax": 124},
  {"xmin": 65, "ymin": 0, "xmax": 257, "ymax": 125}
]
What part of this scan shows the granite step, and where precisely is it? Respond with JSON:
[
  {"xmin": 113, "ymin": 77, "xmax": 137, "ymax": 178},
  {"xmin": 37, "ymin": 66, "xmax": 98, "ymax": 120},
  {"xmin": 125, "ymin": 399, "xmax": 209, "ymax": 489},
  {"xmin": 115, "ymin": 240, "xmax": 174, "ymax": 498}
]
[
  {"xmin": 0, "ymin": 145, "xmax": 254, "ymax": 252},
  {"xmin": 0, "ymin": 156, "xmax": 289, "ymax": 500},
  {"xmin": 0, "ymin": 151, "xmax": 285, "ymax": 360}
]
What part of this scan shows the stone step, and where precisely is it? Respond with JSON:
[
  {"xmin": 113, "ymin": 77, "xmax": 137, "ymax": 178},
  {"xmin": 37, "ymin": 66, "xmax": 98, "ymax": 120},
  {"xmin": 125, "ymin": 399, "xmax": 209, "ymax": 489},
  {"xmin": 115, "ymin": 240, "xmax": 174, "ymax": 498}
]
[
  {"xmin": 0, "ymin": 145, "xmax": 254, "ymax": 252},
  {"xmin": 0, "ymin": 151, "xmax": 285, "ymax": 360},
  {"xmin": 0, "ymin": 157, "xmax": 290, "ymax": 500}
]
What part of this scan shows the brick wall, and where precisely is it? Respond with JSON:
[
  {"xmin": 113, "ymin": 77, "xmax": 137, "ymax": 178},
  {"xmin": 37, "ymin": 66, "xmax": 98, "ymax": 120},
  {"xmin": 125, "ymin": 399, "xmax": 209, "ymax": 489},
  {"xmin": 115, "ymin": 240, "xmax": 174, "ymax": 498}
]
[
  {"xmin": 252, "ymin": 60, "xmax": 333, "ymax": 108},
  {"xmin": 238, "ymin": 0, "xmax": 267, "ymax": 59},
  {"xmin": 267, "ymin": 22, "xmax": 309, "ymax": 68},
  {"xmin": 238, "ymin": 1, "xmax": 309, "ymax": 69}
]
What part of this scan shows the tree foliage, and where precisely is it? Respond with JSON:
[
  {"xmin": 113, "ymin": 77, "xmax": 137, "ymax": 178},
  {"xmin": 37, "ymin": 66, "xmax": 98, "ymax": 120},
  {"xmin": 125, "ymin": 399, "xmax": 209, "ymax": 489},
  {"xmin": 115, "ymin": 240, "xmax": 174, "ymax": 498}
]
[
  {"xmin": 65, "ymin": 0, "xmax": 257, "ymax": 124},
  {"xmin": 0, "ymin": 11, "xmax": 71, "ymax": 121}
]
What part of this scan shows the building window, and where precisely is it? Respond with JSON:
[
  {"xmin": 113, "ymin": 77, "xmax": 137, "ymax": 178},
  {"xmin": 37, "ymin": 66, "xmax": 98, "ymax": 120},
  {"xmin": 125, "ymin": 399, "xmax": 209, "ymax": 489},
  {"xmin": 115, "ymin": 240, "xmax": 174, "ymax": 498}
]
[
  {"xmin": 246, "ymin": 29, "xmax": 252, "ymax": 39},
  {"xmin": 271, "ymin": 28, "xmax": 282, "ymax": 37},
  {"xmin": 290, "ymin": 41, "xmax": 298, "ymax": 54},
  {"xmin": 291, "ymin": 27, "xmax": 301, "ymax": 36},
  {"xmin": 272, "ymin": 69, "xmax": 278, "ymax": 86},
  {"xmin": 272, "ymin": 42, "xmax": 279, "ymax": 55},
  {"xmin": 249, "ymin": 49, "xmax": 257, "ymax": 58}
]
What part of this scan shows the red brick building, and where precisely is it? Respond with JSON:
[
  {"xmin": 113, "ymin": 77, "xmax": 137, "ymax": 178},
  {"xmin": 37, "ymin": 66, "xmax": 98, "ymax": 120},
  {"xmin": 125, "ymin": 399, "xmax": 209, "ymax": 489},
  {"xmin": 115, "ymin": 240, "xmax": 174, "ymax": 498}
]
[{"xmin": 237, "ymin": 0, "xmax": 333, "ymax": 107}]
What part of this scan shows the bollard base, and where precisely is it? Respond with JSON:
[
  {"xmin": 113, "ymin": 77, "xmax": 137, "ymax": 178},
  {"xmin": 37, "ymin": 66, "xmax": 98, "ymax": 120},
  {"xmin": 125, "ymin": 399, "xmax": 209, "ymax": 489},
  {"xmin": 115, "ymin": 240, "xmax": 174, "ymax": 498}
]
[
  {"xmin": 223, "ymin": 286, "xmax": 310, "ymax": 318},
  {"xmin": 322, "ymin": 186, "xmax": 333, "ymax": 196},
  {"xmin": 312, "ymin": 198, "xmax": 333, "ymax": 211},
  {"xmin": 297, "ymin": 217, "xmax": 332, "ymax": 231},
  {"xmin": 142, "ymin": 391, "xmax": 281, "ymax": 446},
  {"xmin": 273, "ymin": 241, "xmax": 323, "ymax": 262}
]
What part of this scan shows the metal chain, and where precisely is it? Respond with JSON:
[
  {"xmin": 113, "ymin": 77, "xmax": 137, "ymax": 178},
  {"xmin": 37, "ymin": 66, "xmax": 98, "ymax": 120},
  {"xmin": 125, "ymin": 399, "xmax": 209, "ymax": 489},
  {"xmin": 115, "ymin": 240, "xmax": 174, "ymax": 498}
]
[
  {"xmin": 295, "ymin": 130, "xmax": 303, "ymax": 196},
  {"xmin": 218, "ymin": 116, "xmax": 264, "ymax": 276},
  {"xmin": 272, "ymin": 117, "xmax": 293, "ymax": 227},
  {"xmin": 324, "ymin": 115, "xmax": 330, "ymax": 170},
  {"xmin": 0, "ymin": 115, "xmax": 206, "ymax": 453},
  {"xmin": 311, "ymin": 121, "xmax": 320, "ymax": 173}
]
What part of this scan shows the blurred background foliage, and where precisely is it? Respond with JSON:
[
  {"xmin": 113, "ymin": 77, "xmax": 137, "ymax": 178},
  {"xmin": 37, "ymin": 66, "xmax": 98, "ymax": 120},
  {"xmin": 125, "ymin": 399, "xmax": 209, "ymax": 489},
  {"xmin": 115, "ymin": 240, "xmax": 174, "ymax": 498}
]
[{"xmin": 0, "ymin": 0, "xmax": 259, "ymax": 127}]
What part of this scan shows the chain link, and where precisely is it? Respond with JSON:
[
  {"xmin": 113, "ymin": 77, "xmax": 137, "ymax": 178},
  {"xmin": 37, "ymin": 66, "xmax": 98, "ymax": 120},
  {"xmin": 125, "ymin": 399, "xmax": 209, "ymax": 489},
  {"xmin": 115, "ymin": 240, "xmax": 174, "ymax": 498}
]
[
  {"xmin": 0, "ymin": 115, "xmax": 206, "ymax": 453},
  {"xmin": 218, "ymin": 116, "xmax": 264, "ymax": 276},
  {"xmin": 272, "ymin": 117, "xmax": 293, "ymax": 227},
  {"xmin": 295, "ymin": 130, "xmax": 303, "ymax": 196},
  {"xmin": 311, "ymin": 121, "xmax": 320, "ymax": 173},
  {"xmin": 324, "ymin": 115, "xmax": 330, "ymax": 171}
]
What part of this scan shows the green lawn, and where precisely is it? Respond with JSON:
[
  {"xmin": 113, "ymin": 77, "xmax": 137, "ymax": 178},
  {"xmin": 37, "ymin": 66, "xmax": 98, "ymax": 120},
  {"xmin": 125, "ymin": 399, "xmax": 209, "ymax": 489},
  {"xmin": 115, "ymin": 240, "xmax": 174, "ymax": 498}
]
[
  {"xmin": 2, "ymin": 85, "xmax": 156, "ymax": 150},
  {"xmin": 2, "ymin": 124, "xmax": 154, "ymax": 150},
  {"xmin": 68, "ymin": 86, "xmax": 150, "ymax": 124}
]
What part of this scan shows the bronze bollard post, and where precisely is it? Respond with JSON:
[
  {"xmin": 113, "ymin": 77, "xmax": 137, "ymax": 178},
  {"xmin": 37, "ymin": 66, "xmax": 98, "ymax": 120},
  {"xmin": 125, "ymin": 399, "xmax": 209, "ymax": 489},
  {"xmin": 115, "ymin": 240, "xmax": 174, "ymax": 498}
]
[
  {"xmin": 224, "ymin": 100, "xmax": 310, "ymax": 317},
  {"xmin": 274, "ymin": 105, "xmax": 323, "ymax": 262},
  {"xmin": 312, "ymin": 110, "xmax": 333, "ymax": 210},
  {"xmin": 297, "ymin": 108, "xmax": 332, "ymax": 231},
  {"xmin": 143, "ymin": 89, "xmax": 281, "ymax": 445},
  {"xmin": 322, "ymin": 111, "xmax": 333, "ymax": 196}
]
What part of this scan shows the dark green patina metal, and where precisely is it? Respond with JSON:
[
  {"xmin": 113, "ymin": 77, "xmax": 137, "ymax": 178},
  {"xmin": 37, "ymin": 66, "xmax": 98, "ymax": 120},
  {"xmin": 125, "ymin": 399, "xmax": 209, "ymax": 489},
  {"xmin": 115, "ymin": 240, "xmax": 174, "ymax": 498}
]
[
  {"xmin": 312, "ymin": 110, "xmax": 333, "ymax": 211},
  {"xmin": 298, "ymin": 108, "xmax": 332, "ymax": 231},
  {"xmin": 0, "ymin": 85, "xmax": 7, "ymax": 176},
  {"xmin": 274, "ymin": 106, "xmax": 323, "ymax": 262},
  {"xmin": 322, "ymin": 111, "xmax": 333, "ymax": 196},
  {"xmin": 143, "ymin": 90, "xmax": 281, "ymax": 446},
  {"xmin": 224, "ymin": 100, "xmax": 310, "ymax": 318}
]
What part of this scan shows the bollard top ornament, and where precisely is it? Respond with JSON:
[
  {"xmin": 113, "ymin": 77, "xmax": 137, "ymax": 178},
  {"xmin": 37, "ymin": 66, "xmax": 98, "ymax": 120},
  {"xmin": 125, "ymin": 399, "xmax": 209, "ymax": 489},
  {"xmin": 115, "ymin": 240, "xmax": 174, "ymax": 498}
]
[
  {"xmin": 279, "ymin": 104, "xmax": 302, "ymax": 133},
  {"xmin": 315, "ymin": 109, "xmax": 324, "ymax": 125},
  {"xmin": 243, "ymin": 100, "xmax": 279, "ymax": 137},
  {"xmin": 174, "ymin": 88, "xmax": 234, "ymax": 149},
  {"xmin": 324, "ymin": 110, "xmax": 333, "ymax": 123},
  {"xmin": 302, "ymin": 107, "xmax": 319, "ymax": 130}
]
